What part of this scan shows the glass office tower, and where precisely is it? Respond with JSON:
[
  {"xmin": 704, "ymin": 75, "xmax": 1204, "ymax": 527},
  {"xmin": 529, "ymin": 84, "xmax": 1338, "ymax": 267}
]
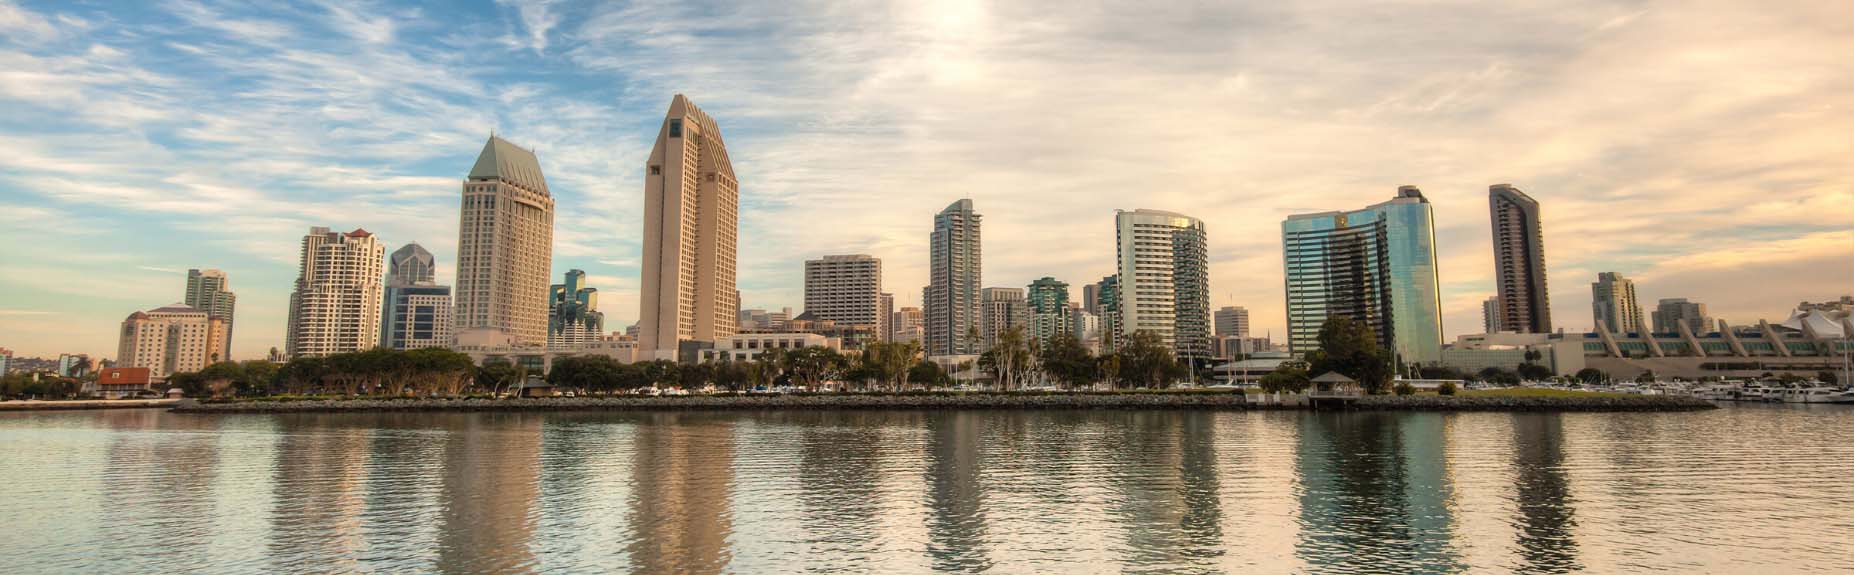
[{"xmin": 1282, "ymin": 186, "xmax": 1443, "ymax": 367}]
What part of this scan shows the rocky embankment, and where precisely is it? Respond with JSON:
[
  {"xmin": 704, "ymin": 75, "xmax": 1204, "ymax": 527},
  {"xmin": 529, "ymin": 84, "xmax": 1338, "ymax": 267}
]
[{"xmin": 172, "ymin": 392, "xmax": 1715, "ymax": 414}]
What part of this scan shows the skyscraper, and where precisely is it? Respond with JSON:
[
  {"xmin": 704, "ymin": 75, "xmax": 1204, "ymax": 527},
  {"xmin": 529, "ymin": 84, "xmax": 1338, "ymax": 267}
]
[
  {"xmin": 382, "ymin": 243, "xmax": 453, "ymax": 350},
  {"xmin": 803, "ymin": 255, "xmax": 884, "ymax": 336},
  {"xmin": 1114, "ymin": 209, "xmax": 1210, "ymax": 365},
  {"xmin": 1082, "ymin": 283, "xmax": 1101, "ymax": 314},
  {"xmin": 1095, "ymin": 275, "xmax": 1120, "ymax": 351},
  {"xmin": 184, "ymin": 268, "xmax": 236, "ymax": 362},
  {"xmin": 1282, "ymin": 186, "xmax": 1443, "ymax": 366},
  {"xmin": 1652, "ymin": 298, "xmax": 1712, "ymax": 335},
  {"xmin": 119, "ymin": 304, "xmax": 225, "ymax": 378},
  {"xmin": 1592, "ymin": 272, "xmax": 1645, "ymax": 334},
  {"xmin": 892, "ymin": 306, "xmax": 925, "ymax": 345},
  {"xmin": 1027, "ymin": 277, "xmax": 1071, "ymax": 347},
  {"xmin": 455, "ymin": 135, "xmax": 555, "ymax": 346},
  {"xmin": 641, "ymin": 94, "xmax": 739, "ymax": 360},
  {"xmin": 926, "ymin": 199, "xmax": 982, "ymax": 356},
  {"xmin": 879, "ymin": 293, "xmax": 894, "ymax": 342},
  {"xmin": 1482, "ymin": 296, "xmax": 1503, "ymax": 333},
  {"xmin": 548, "ymin": 269, "xmax": 604, "ymax": 350},
  {"xmin": 286, "ymin": 227, "xmax": 385, "ymax": 358},
  {"xmin": 981, "ymin": 287, "xmax": 1028, "ymax": 351},
  {"xmin": 1489, "ymin": 184, "xmax": 1552, "ymax": 333},
  {"xmin": 1214, "ymin": 306, "xmax": 1250, "ymax": 338}
]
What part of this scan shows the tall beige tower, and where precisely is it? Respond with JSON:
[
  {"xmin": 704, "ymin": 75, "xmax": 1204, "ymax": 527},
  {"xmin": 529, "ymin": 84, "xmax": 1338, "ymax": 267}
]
[
  {"xmin": 455, "ymin": 135, "xmax": 555, "ymax": 346},
  {"xmin": 641, "ymin": 94, "xmax": 739, "ymax": 360}
]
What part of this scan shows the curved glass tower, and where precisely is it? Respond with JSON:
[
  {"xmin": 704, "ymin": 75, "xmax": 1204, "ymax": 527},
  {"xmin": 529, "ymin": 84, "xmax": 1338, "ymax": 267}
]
[{"xmin": 1282, "ymin": 186, "xmax": 1443, "ymax": 367}]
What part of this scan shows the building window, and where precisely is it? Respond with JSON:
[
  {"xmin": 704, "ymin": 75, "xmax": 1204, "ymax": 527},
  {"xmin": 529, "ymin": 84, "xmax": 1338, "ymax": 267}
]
[
  {"xmin": 650, "ymin": 165, "xmax": 661, "ymax": 175},
  {"xmin": 669, "ymin": 119, "xmax": 682, "ymax": 138}
]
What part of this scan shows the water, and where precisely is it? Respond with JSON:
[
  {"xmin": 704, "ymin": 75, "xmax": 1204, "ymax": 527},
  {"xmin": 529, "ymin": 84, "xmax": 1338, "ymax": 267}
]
[{"xmin": 1, "ymin": 406, "xmax": 1850, "ymax": 574}]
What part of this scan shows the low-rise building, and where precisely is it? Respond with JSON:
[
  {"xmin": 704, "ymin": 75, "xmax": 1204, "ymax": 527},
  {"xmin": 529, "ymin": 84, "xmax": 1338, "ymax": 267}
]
[
  {"xmin": 1439, "ymin": 332, "xmax": 1585, "ymax": 376},
  {"xmin": 93, "ymin": 367, "xmax": 155, "ymax": 399},
  {"xmin": 699, "ymin": 333, "xmax": 841, "ymax": 363},
  {"xmin": 454, "ymin": 327, "xmax": 639, "ymax": 375},
  {"xmin": 1211, "ymin": 351, "xmax": 1300, "ymax": 386}
]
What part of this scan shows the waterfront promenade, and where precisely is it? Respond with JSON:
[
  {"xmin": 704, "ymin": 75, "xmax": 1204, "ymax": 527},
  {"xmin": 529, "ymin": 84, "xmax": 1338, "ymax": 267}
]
[{"xmin": 0, "ymin": 399, "xmax": 180, "ymax": 411}]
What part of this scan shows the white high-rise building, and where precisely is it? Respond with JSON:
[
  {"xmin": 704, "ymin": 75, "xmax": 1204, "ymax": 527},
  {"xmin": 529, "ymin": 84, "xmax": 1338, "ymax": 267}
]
[
  {"xmin": 926, "ymin": 199, "xmax": 981, "ymax": 356},
  {"xmin": 804, "ymin": 255, "xmax": 884, "ymax": 337},
  {"xmin": 118, "ymin": 304, "xmax": 225, "ymax": 378},
  {"xmin": 641, "ymin": 94, "xmax": 739, "ymax": 360},
  {"xmin": 286, "ymin": 227, "xmax": 385, "ymax": 358},
  {"xmin": 184, "ymin": 269, "xmax": 236, "ymax": 362},
  {"xmin": 981, "ymin": 287, "xmax": 1028, "ymax": 352},
  {"xmin": 1114, "ymin": 209, "xmax": 1210, "ymax": 363},
  {"xmin": 455, "ymin": 135, "xmax": 555, "ymax": 347}
]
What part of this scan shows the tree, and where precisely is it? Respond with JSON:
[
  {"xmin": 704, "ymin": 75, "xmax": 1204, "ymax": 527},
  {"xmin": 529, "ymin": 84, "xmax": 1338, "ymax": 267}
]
[
  {"xmin": 1437, "ymin": 381, "xmax": 1457, "ymax": 396},
  {"xmin": 477, "ymin": 359, "xmax": 525, "ymax": 396},
  {"xmin": 1418, "ymin": 365, "xmax": 1466, "ymax": 381},
  {"xmin": 1635, "ymin": 369, "xmax": 1658, "ymax": 383},
  {"xmin": 1393, "ymin": 381, "xmax": 1417, "ymax": 396},
  {"xmin": 638, "ymin": 360, "xmax": 681, "ymax": 388},
  {"xmin": 1477, "ymin": 366, "xmax": 1520, "ymax": 385},
  {"xmin": 166, "ymin": 371, "xmax": 209, "ymax": 397},
  {"xmin": 861, "ymin": 341, "xmax": 922, "ymax": 392},
  {"xmin": 1114, "ymin": 330, "xmax": 1181, "ymax": 389},
  {"xmin": 1303, "ymin": 316, "xmax": 1392, "ymax": 394},
  {"xmin": 909, "ymin": 360, "xmax": 948, "ymax": 388},
  {"xmin": 1819, "ymin": 371, "xmax": 1839, "ymax": 385},
  {"xmin": 1574, "ymin": 368, "xmax": 1605, "ymax": 385},
  {"xmin": 1038, "ymin": 332, "xmax": 1097, "ymax": 390},
  {"xmin": 197, "ymin": 361, "xmax": 245, "ymax": 398},
  {"xmin": 982, "ymin": 326, "xmax": 1033, "ymax": 390},
  {"xmin": 1259, "ymin": 366, "xmax": 1311, "ymax": 394},
  {"xmin": 237, "ymin": 360, "xmax": 280, "ymax": 396},
  {"xmin": 1517, "ymin": 363, "xmax": 1554, "ymax": 382},
  {"xmin": 784, "ymin": 346, "xmax": 846, "ymax": 392}
]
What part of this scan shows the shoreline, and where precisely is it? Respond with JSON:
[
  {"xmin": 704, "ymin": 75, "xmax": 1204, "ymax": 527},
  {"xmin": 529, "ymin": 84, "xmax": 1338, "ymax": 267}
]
[
  {"xmin": 1, "ymin": 399, "xmax": 181, "ymax": 411},
  {"xmin": 170, "ymin": 392, "xmax": 1718, "ymax": 414}
]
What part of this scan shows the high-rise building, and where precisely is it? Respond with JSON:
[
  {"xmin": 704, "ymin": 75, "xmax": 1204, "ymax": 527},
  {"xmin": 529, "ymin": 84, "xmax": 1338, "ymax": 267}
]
[
  {"xmin": 1027, "ymin": 277, "xmax": 1071, "ymax": 347},
  {"xmin": 1651, "ymin": 298, "xmax": 1710, "ymax": 335},
  {"xmin": 548, "ymin": 270, "xmax": 604, "ymax": 350},
  {"xmin": 1489, "ymin": 184, "xmax": 1552, "ymax": 333},
  {"xmin": 641, "ymin": 94, "xmax": 739, "ymax": 361},
  {"xmin": 285, "ymin": 227, "xmax": 385, "ymax": 358},
  {"xmin": 1070, "ymin": 307, "xmax": 1102, "ymax": 354},
  {"xmin": 980, "ymin": 287, "xmax": 1027, "ymax": 352},
  {"xmin": 890, "ymin": 306, "xmax": 926, "ymax": 346},
  {"xmin": 879, "ymin": 293, "xmax": 894, "ymax": 342},
  {"xmin": 0, "ymin": 348, "xmax": 11, "ymax": 378},
  {"xmin": 925, "ymin": 199, "xmax": 982, "ymax": 356},
  {"xmin": 1282, "ymin": 186, "xmax": 1443, "ymax": 366},
  {"xmin": 1082, "ymin": 283, "xmax": 1101, "ymax": 314},
  {"xmin": 1482, "ymin": 296, "xmax": 1503, "ymax": 333},
  {"xmin": 803, "ymin": 255, "xmax": 884, "ymax": 338},
  {"xmin": 382, "ymin": 243, "xmax": 453, "ymax": 351},
  {"xmin": 119, "ymin": 304, "xmax": 225, "ymax": 378},
  {"xmin": 1213, "ymin": 306, "xmax": 1250, "ymax": 338},
  {"xmin": 57, "ymin": 353, "xmax": 90, "ymax": 377},
  {"xmin": 1592, "ymin": 272, "xmax": 1645, "ymax": 334},
  {"xmin": 184, "ymin": 269, "xmax": 236, "ymax": 362},
  {"xmin": 1114, "ymin": 209, "xmax": 1211, "ymax": 365},
  {"xmin": 1095, "ymin": 275, "xmax": 1120, "ymax": 351},
  {"xmin": 455, "ymin": 135, "xmax": 555, "ymax": 347}
]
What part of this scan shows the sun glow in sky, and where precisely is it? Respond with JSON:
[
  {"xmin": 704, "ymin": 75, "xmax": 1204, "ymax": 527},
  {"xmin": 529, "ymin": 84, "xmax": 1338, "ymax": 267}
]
[{"xmin": 0, "ymin": 0, "xmax": 1849, "ymax": 359}]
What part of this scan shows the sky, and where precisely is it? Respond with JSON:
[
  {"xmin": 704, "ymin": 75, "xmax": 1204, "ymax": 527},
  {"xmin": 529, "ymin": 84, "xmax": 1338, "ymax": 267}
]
[{"xmin": 0, "ymin": 0, "xmax": 1849, "ymax": 361}]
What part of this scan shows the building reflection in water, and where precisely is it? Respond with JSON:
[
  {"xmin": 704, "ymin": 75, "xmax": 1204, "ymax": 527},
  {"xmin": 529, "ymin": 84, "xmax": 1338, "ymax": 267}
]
[
  {"xmin": 266, "ymin": 414, "xmax": 374, "ymax": 572},
  {"xmin": 1509, "ymin": 414, "xmax": 1580, "ymax": 573},
  {"xmin": 433, "ymin": 413, "xmax": 542, "ymax": 574},
  {"xmin": 1100, "ymin": 411, "xmax": 1226, "ymax": 570},
  {"xmin": 1294, "ymin": 412, "xmax": 1464, "ymax": 572},
  {"xmin": 795, "ymin": 411, "xmax": 888, "ymax": 563},
  {"xmin": 623, "ymin": 412, "xmax": 736, "ymax": 575},
  {"xmin": 923, "ymin": 411, "xmax": 993, "ymax": 572},
  {"xmin": 93, "ymin": 410, "xmax": 225, "ymax": 570}
]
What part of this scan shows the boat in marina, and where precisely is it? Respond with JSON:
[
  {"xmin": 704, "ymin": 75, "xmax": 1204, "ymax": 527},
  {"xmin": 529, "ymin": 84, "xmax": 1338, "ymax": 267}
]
[{"xmin": 1773, "ymin": 386, "xmax": 1854, "ymax": 404}]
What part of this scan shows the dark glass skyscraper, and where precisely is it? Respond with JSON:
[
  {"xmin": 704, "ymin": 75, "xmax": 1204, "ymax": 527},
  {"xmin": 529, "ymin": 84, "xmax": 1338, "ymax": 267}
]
[{"xmin": 1489, "ymin": 184, "xmax": 1551, "ymax": 333}]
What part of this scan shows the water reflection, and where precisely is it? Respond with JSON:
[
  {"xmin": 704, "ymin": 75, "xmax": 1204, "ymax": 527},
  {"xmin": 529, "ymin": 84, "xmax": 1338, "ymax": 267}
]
[
  {"xmin": 924, "ymin": 411, "xmax": 993, "ymax": 572},
  {"xmin": 1510, "ymin": 414, "xmax": 1580, "ymax": 573},
  {"xmin": 435, "ymin": 413, "xmax": 541, "ymax": 574},
  {"xmin": 5, "ymin": 407, "xmax": 1854, "ymax": 574},
  {"xmin": 623, "ymin": 413, "xmax": 735, "ymax": 575},
  {"xmin": 1295, "ymin": 412, "xmax": 1463, "ymax": 573}
]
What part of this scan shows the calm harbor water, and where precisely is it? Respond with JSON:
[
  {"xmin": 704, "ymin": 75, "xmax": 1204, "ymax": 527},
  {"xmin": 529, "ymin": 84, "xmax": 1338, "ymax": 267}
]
[{"xmin": 1, "ymin": 406, "xmax": 1850, "ymax": 574}]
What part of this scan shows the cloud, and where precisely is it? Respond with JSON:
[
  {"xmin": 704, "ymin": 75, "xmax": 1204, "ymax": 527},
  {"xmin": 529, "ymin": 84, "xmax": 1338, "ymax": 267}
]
[{"xmin": 0, "ymin": 0, "xmax": 1850, "ymax": 358}]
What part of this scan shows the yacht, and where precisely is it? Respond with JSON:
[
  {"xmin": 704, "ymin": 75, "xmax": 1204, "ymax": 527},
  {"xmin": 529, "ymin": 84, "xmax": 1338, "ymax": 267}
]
[{"xmin": 1775, "ymin": 385, "xmax": 1854, "ymax": 404}]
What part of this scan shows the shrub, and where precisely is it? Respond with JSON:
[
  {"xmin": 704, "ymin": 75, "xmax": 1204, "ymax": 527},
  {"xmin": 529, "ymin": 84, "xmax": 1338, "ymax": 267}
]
[
  {"xmin": 1393, "ymin": 382, "xmax": 1416, "ymax": 396},
  {"xmin": 1437, "ymin": 381, "xmax": 1457, "ymax": 396}
]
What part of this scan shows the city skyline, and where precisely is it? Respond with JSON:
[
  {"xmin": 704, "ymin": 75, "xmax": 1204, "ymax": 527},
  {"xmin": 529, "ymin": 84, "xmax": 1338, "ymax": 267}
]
[{"xmin": 2, "ymin": 0, "xmax": 1850, "ymax": 359}]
